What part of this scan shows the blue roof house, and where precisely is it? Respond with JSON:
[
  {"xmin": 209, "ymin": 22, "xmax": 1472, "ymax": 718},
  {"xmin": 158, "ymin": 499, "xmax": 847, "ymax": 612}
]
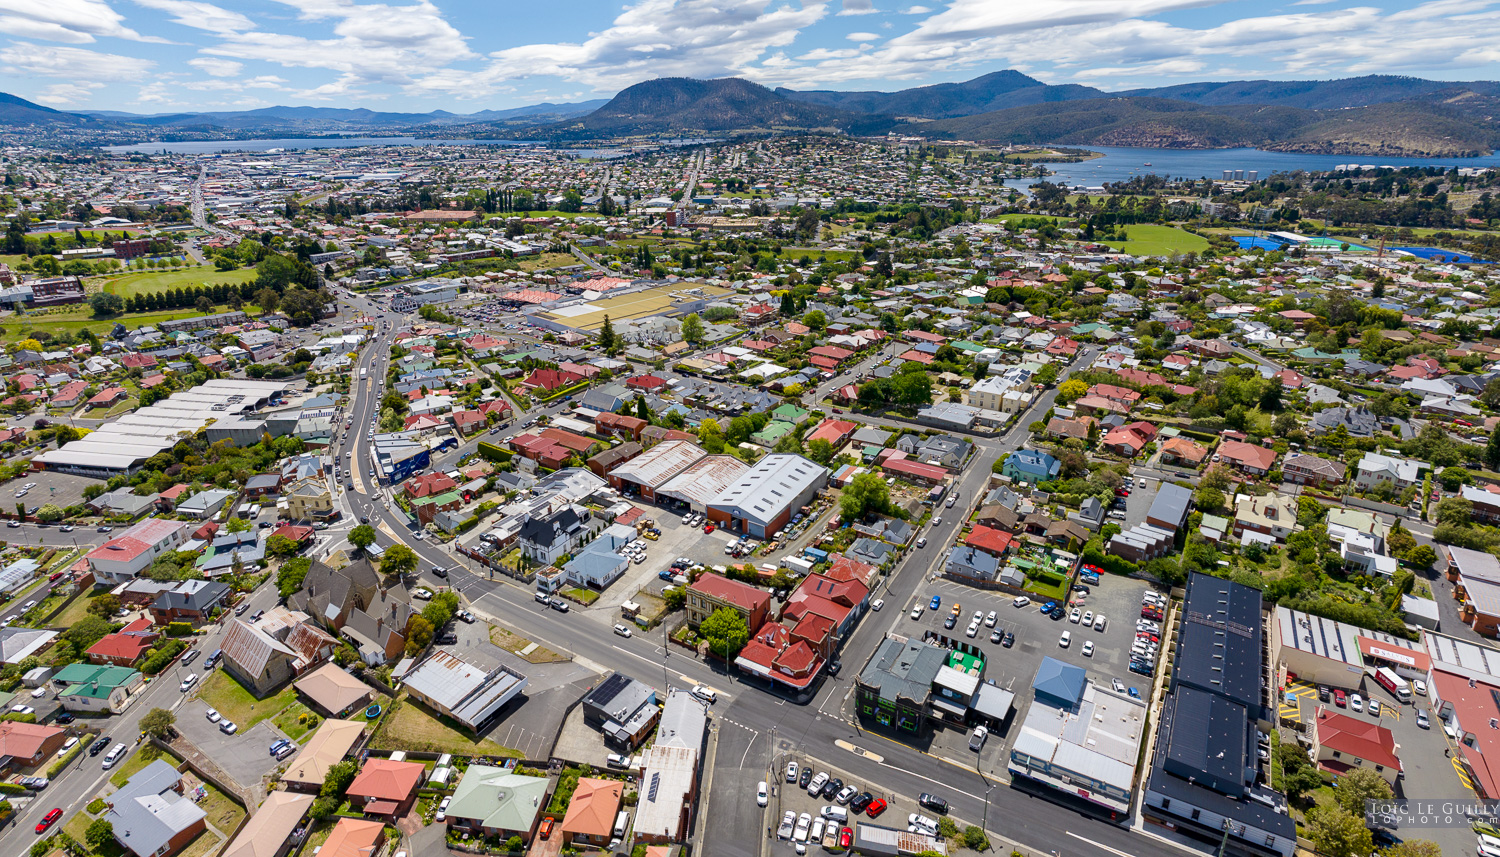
[{"xmin": 1002, "ymin": 449, "xmax": 1061, "ymax": 484}]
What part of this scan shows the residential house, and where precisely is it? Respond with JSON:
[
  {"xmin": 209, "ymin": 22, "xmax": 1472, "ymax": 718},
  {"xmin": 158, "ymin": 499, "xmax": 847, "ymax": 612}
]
[
  {"xmin": 85, "ymin": 518, "xmax": 190, "ymax": 583},
  {"xmin": 1233, "ymin": 493, "xmax": 1300, "ymax": 544},
  {"xmin": 1282, "ymin": 453, "xmax": 1347, "ymax": 488},
  {"xmin": 1001, "ymin": 449, "xmax": 1060, "ymax": 484},
  {"xmin": 105, "ymin": 760, "xmax": 207, "ymax": 857},
  {"xmin": 315, "ymin": 818, "xmax": 385, "ymax": 857},
  {"xmin": 54, "ymin": 663, "xmax": 142, "ymax": 713},
  {"xmin": 1158, "ymin": 436, "xmax": 1209, "ymax": 468},
  {"xmin": 518, "ymin": 506, "xmax": 592, "ymax": 566},
  {"xmin": 1216, "ymin": 440, "xmax": 1278, "ymax": 476},
  {"xmin": 1312, "ymin": 708, "xmax": 1401, "ymax": 785},
  {"xmin": 1101, "ymin": 421, "xmax": 1157, "ymax": 457},
  {"xmin": 0, "ymin": 721, "xmax": 66, "ymax": 771},
  {"xmin": 400, "ymin": 650, "xmax": 527, "ymax": 732},
  {"xmin": 346, "ymin": 757, "xmax": 424, "ymax": 818},
  {"xmin": 560, "ymin": 779, "xmax": 624, "ymax": 846},
  {"xmin": 946, "ymin": 547, "xmax": 1000, "ymax": 584},
  {"xmin": 685, "ymin": 573, "xmax": 771, "ymax": 631},
  {"xmin": 289, "ymin": 558, "xmax": 413, "ymax": 665},
  {"xmin": 221, "ymin": 617, "xmax": 336, "ymax": 698},
  {"xmin": 294, "ymin": 663, "xmax": 375, "ymax": 717},
  {"xmin": 280, "ymin": 719, "xmax": 367, "ymax": 792},
  {"xmin": 444, "ymin": 767, "xmax": 550, "ymax": 841},
  {"xmin": 1354, "ymin": 453, "xmax": 1424, "ymax": 493},
  {"xmin": 582, "ymin": 672, "xmax": 661, "ymax": 749},
  {"xmin": 220, "ymin": 791, "xmax": 315, "ymax": 857},
  {"xmin": 149, "ymin": 580, "xmax": 231, "ymax": 626},
  {"xmin": 85, "ymin": 617, "xmax": 159, "ymax": 667},
  {"xmin": 285, "ymin": 478, "xmax": 334, "ymax": 521}
]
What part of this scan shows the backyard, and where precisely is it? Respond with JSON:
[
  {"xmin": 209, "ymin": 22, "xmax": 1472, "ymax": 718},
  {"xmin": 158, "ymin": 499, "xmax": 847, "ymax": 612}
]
[
  {"xmin": 369, "ymin": 694, "xmax": 521, "ymax": 757},
  {"xmin": 195, "ymin": 670, "xmax": 299, "ymax": 728}
]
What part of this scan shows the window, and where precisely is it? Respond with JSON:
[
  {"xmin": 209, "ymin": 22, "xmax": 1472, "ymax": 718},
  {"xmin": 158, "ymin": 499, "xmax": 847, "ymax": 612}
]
[
  {"xmin": 1265, "ymin": 836, "xmax": 1276, "ymax": 847},
  {"xmin": 1160, "ymin": 798, "xmax": 1171, "ymax": 811},
  {"xmin": 1190, "ymin": 809, "xmax": 1201, "ymax": 821}
]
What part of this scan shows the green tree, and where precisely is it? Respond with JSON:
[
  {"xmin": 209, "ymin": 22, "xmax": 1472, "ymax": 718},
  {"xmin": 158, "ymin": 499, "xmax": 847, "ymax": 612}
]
[
  {"xmin": 320, "ymin": 760, "xmax": 359, "ymax": 798},
  {"xmin": 662, "ymin": 586, "xmax": 686, "ymax": 611},
  {"xmin": 1437, "ymin": 496, "xmax": 1473, "ymax": 526},
  {"xmin": 85, "ymin": 818, "xmax": 114, "ymax": 851},
  {"xmin": 86, "ymin": 593, "xmax": 121, "ymax": 618},
  {"xmin": 194, "ymin": 295, "xmax": 214, "ymax": 314},
  {"xmin": 1334, "ymin": 766, "xmax": 1392, "ymax": 815},
  {"xmin": 780, "ymin": 292, "xmax": 796, "ymax": 316},
  {"xmin": 423, "ymin": 590, "xmax": 460, "ymax": 629},
  {"xmin": 404, "ymin": 615, "xmax": 434, "ymax": 655},
  {"xmin": 1404, "ymin": 543, "xmax": 1438, "ymax": 570},
  {"xmin": 698, "ymin": 418, "xmax": 727, "ymax": 454},
  {"xmin": 598, "ymin": 315, "xmax": 619, "ymax": 356},
  {"xmin": 840, "ymin": 472, "xmax": 896, "ymax": 521},
  {"xmin": 88, "ymin": 292, "xmax": 124, "ymax": 318},
  {"xmin": 265, "ymin": 534, "xmax": 300, "ymax": 559},
  {"xmin": 1273, "ymin": 741, "xmax": 1322, "ymax": 801},
  {"xmin": 1384, "ymin": 841, "xmax": 1443, "ymax": 857},
  {"xmin": 806, "ymin": 438, "xmax": 835, "ymax": 465},
  {"xmin": 34, "ymin": 504, "xmax": 62, "ymax": 523},
  {"xmin": 348, "ymin": 524, "xmax": 376, "ymax": 554},
  {"xmin": 1487, "ymin": 424, "xmax": 1500, "ymax": 470},
  {"xmin": 802, "ymin": 309, "xmax": 826, "ymax": 332},
  {"xmin": 139, "ymin": 707, "xmax": 175, "ymax": 739},
  {"xmin": 224, "ymin": 516, "xmax": 250, "ymax": 534},
  {"xmin": 679, "ymin": 313, "xmax": 705, "ymax": 345},
  {"xmin": 1306, "ymin": 806, "xmax": 1373, "ymax": 857},
  {"xmin": 380, "ymin": 542, "xmax": 418, "ymax": 578},
  {"xmin": 254, "ymin": 287, "xmax": 280, "ymax": 314},
  {"xmin": 699, "ymin": 606, "xmax": 749, "ymax": 660},
  {"xmin": 1057, "ymin": 379, "xmax": 1088, "ymax": 403},
  {"xmin": 277, "ymin": 557, "xmax": 312, "ymax": 598}
]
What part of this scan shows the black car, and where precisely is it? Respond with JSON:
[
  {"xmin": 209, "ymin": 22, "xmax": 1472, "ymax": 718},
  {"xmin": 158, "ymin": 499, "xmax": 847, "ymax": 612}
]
[
  {"xmin": 822, "ymin": 777, "xmax": 843, "ymax": 800},
  {"xmin": 1051, "ymin": 608, "xmax": 1066, "ymax": 620},
  {"xmin": 1072, "ymin": 584, "xmax": 1090, "ymax": 594},
  {"xmin": 88, "ymin": 735, "xmax": 111, "ymax": 756},
  {"xmin": 918, "ymin": 793, "xmax": 948, "ymax": 814},
  {"xmin": 850, "ymin": 792, "xmax": 874, "ymax": 813},
  {"xmin": 943, "ymin": 615, "xmax": 957, "ymax": 629},
  {"xmin": 828, "ymin": 660, "xmax": 841, "ymax": 676},
  {"xmin": 1129, "ymin": 661, "xmax": 1153, "ymax": 676},
  {"xmin": 436, "ymin": 632, "xmax": 458, "ymax": 645},
  {"xmin": 1317, "ymin": 685, "xmax": 1331, "ymax": 703},
  {"xmin": 799, "ymin": 767, "xmax": 814, "ymax": 788},
  {"xmin": 432, "ymin": 567, "xmax": 449, "ymax": 578},
  {"xmin": 54, "ymin": 713, "xmax": 74, "ymax": 725},
  {"xmin": 359, "ymin": 516, "xmax": 369, "ymax": 524},
  {"xmin": 1001, "ymin": 631, "xmax": 1015, "ymax": 648}
]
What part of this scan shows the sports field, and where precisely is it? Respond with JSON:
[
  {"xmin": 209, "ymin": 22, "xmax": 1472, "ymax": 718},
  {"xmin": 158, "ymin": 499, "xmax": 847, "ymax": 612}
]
[
  {"xmin": 1103, "ymin": 224, "xmax": 1210, "ymax": 257},
  {"xmin": 103, "ymin": 265, "xmax": 257, "ymax": 297},
  {"xmin": 537, "ymin": 282, "xmax": 732, "ymax": 332}
]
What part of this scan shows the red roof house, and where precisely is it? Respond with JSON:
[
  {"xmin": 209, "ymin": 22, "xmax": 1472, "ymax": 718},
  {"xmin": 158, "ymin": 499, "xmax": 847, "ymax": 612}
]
[{"xmin": 346, "ymin": 758, "xmax": 425, "ymax": 818}]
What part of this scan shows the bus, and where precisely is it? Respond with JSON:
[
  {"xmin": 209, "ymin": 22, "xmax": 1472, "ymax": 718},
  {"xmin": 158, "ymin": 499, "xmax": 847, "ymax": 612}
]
[
  {"xmin": 359, "ymin": 368, "xmax": 368, "ymax": 379},
  {"xmin": 1374, "ymin": 667, "xmax": 1412, "ymax": 703}
]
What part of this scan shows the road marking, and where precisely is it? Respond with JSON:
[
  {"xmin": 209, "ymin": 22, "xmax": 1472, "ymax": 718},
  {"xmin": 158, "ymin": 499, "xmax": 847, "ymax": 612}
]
[
  {"xmin": 833, "ymin": 740, "xmax": 884, "ymax": 764},
  {"xmin": 1066, "ymin": 831, "xmax": 1136, "ymax": 857}
]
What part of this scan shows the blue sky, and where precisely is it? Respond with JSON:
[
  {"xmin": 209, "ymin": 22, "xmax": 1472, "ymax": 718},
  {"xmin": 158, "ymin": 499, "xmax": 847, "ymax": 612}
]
[{"xmin": 2, "ymin": 0, "xmax": 1497, "ymax": 113}]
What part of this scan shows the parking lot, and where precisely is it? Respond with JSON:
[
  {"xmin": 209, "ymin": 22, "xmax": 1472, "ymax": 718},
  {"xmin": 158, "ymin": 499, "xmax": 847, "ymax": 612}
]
[
  {"xmin": 897, "ymin": 571, "xmax": 1160, "ymax": 775},
  {"xmin": 770, "ymin": 753, "xmax": 957, "ymax": 851},
  {"xmin": 614, "ymin": 510, "xmax": 768, "ymax": 605},
  {"xmin": 10, "ymin": 471, "xmax": 98, "ymax": 518},
  {"xmin": 177, "ymin": 699, "xmax": 291, "ymax": 792}
]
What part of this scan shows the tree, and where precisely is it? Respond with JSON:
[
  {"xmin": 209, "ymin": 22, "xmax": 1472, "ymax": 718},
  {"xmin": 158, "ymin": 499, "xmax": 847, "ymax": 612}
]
[
  {"xmin": 254, "ymin": 287, "xmax": 280, "ymax": 314},
  {"xmin": 404, "ymin": 615, "xmax": 434, "ymax": 655},
  {"xmin": 1385, "ymin": 841, "xmax": 1443, "ymax": 857},
  {"xmin": 265, "ymin": 534, "xmax": 301, "ymax": 559},
  {"xmin": 89, "ymin": 292, "xmax": 124, "ymax": 318},
  {"xmin": 1057, "ymin": 379, "xmax": 1088, "ymax": 403},
  {"xmin": 380, "ymin": 542, "xmax": 418, "ymax": 578},
  {"xmin": 802, "ymin": 309, "xmax": 826, "ymax": 332},
  {"xmin": 277, "ymin": 557, "xmax": 312, "ymax": 597},
  {"xmin": 320, "ymin": 760, "xmax": 359, "ymax": 799},
  {"xmin": 698, "ymin": 418, "xmax": 727, "ymax": 454},
  {"xmin": 806, "ymin": 438, "xmax": 835, "ymax": 465},
  {"xmin": 34, "ymin": 504, "xmax": 62, "ymax": 523},
  {"xmin": 1306, "ymin": 806, "xmax": 1373, "ymax": 857},
  {"xmin": 223, "ymin": 515, "xmax": 252, "ymax": 535},
  {"xmin": 780, "ymin": 292, "xmax": 796, "ymax": 316},
  {"xmin": 679, "ymin": 313, "xmax": 704, "ymax": 345},
  {"xmin": 194, "ymin": 295, "xmax": 214, "ymax": 314},
  {"xmin": 1193, "ymin": 486, "xmax": 1226, "ymax": 514},
  {"xmin": 1273, "ymin": 741, "xmax": 1322, "ymax": 801},
  {"xmin": 348, "ymin": 524, "xmax": 376, "ymax": 554},
  {"xmin": 598, "ymin": 315, "xmax": 619, "ymax": 356},
  {"xmin": 1404, "ymin": 543, "xmax": 1438, "ymax": 570},
  {"xmin": 699, "ymin": 606, "xmax": 750, "ymax": 660},
  {"xmin": 423, "ymin": 590, "xmax": 460, "ymax": 629},
  {"xmin": 1437, "ymin": 496, "xmax": 1473, "ymax": 526},
  {"xmin": 1334, "ymin": 766, "xmax": 1392, "ymax": 815},
  {"xmin": 86, "ymin": 593, "xmax": 121, "ymax": 618},
  {"xmin": 140, "ymin": 707, "xmax": 175, "ymax": 739},
  {"xmin": 85, "ymin": 818, "xmax": 114, "ymax": 851},
  {"xmin": 840, "ymin": 472, "xmax": 896, "ymax": 521},
  {"xmin": 1486, "ymin": 424, "xmax": 1500, "ymax": 470}
]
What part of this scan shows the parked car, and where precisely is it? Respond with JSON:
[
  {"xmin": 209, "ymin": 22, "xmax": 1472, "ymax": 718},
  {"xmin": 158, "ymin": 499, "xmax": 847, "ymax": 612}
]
[
  {"xmin": 758, "ymin": 782, "xmax": 769, "ymax": 807},
  {"xmin": 917, "ymin": 794, "xmax": 948, "ymax": 814}
]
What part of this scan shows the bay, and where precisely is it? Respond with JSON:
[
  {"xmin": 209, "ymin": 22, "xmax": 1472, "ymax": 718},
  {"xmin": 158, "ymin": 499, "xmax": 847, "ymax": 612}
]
[{"xmin": 1029, "ymin": 145, "xmax": 1500, "ymax": 188}]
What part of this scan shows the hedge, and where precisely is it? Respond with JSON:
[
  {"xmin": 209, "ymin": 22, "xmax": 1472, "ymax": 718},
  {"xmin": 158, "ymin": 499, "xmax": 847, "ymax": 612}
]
[
  {"xmin": 164, "ymin": 622, "xmax": 194, "ymax": 638},
  {"xmin": 533, "ymin": 380, "xmax": 590, "ymax": 402},
  {"xmin": 140, "ymin": 638, "xmax": 189, "ymax": 675},
  {"xmin": 0, "ymin": 782, "xmax": 27, "ymax": 795},
  {"xmin": 46, "ymin": 743, "xmax": 83, "ymax": 777},
  {"xmin": 476, "ymin": 442, "xmax": 514, "ymax": 463}
]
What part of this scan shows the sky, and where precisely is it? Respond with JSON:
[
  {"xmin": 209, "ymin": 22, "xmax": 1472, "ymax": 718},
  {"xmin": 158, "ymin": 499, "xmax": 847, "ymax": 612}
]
[{"xmin": 2, "ymin": 0, "xmax": 1499, "ymax": 114}]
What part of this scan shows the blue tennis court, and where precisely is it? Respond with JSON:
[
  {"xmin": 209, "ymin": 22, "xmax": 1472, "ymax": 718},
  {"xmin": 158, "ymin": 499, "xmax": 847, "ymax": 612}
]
[{"xmin": 1232, "ymin": 237, "xmax": 1285, "ymax": 251}]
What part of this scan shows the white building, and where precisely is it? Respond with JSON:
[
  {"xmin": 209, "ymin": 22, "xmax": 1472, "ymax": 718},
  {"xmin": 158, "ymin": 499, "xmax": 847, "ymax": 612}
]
[{"xmin": 85, "ymin": 519, "xmax": 191, "ymax": 583}]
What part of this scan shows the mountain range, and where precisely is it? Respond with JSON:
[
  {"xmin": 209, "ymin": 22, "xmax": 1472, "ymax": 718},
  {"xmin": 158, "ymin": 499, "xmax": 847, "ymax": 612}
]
[{"xmin": 3, "ymin": 71, "xmax": 1499, "ymax": 155}]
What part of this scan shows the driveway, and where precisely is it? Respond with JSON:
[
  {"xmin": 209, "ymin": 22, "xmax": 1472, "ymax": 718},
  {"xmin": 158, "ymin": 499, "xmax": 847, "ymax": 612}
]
[{"xmin": 177, "ymin": 700, "xmax": 289, "ymax": 793}]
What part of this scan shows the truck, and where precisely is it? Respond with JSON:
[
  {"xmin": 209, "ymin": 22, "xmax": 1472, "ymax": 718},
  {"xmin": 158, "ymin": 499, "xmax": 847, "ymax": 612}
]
[
  {"xmin": 1374, "ymin": 667, "xmax": 1412, "ymax": 702},
  {"xmin": 780, "ymin": 556, "xmax": 814, "ymax": 576}
]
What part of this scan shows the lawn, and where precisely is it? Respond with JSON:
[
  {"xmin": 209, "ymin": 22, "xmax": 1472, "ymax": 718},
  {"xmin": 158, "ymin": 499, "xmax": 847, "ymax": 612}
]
[
  {"xmin": 980, "ymin": 213, "xmax": 1069, "ymax": 226},
  {"xmin": 0, "ymin": 307, "xmax": 240, "ymax": 344},
  {"xmin": 518, "ymin": 252, "xmax": 581, "ymax": 272},
  {"xmin": 1103, "ymin": 223, "xmax": 1211, "ymax": 257},
  {"xmin": 271, "ymin": 699, "xmax": 325, "ymax": 743},
  {"xmin": 63, "ymin": 809, "xmax": 127, "ymax": 857},
  {"xmin": 369, "ymin": 695, "xmax": 520, "ymax": 757},
  {"xmin": 110, "ymin": 744, "xmax": 183, "ymax": 788},
  {"xmin": 777, "ymin": 247, "xmax": 858, "ymax": 262},
  {"xmin": 102, "ymin": 266, "xmax": 257, "ymax": 298},
  {"xmin": 196, "ymin": 670, "xmax": 297, "ymax": 728},
  {"xmin": 189, "ymin": 775, "xmax": 246, "ymax": 836}
]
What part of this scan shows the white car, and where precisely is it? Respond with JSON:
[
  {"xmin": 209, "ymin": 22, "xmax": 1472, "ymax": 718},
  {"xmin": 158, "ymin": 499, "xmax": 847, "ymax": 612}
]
[
  {"xmin": 1093, "ymin": 614, "xmax": 1107, "ymax": 631},
  {"xmin": 794, "ymin": 813, "xmax": 813, "ymax": 842},
  {"xmin": 1368, "ymin": 699, "xmax": 1381, "ymax": 717},
  {"xmin": 219, "ymin": 720, "xmax": 238, "ymax": 734},
  {"xmin": 436, "ymin": 795, "xmax": 452, "ymax": 822},
  {"xmin": 1059, "ymin": 631, "xmax": 1072, "ymax": 648},
  {"xmin": 916, "ymin": 537, "xmax": 927, "ymax": 548},
  {"xmin": 1013, "ymin": 596, "xmax": 1030, "ymax": 608},
  {"xmin": 1082, "ymin": 641, "xmax": 1095, "ymax": 657},
  {"xmin": 984, "ymin": 611, "xmax": 997, "ymax": 627},
  {"xmin": 910, "ymin": 605, "xmax": 924, "ymax": 620},
  {"xmin": 757, "ymin": 781, "xmax": 769, "ymax": 807},
  {"xmin": 204, "ymin": 707, "xmax": 220, "ymax": 723},
  {"xmin": 412, "ymin": 588, "xmax": 434, "ymax": 600},
  {"xmin": 807, "ymin": 772, "xmax": 829, "ymax": 796},
  {"xmin": 1081, "ymin": 610, "xmax": 1094, "ymax": 626},
  {"xmin": 1069, "ymin": 609, "xmax": 1082, "ymax": 624},
  {"xmin": 965, "ymin": 622, "xmax": 979, "ymax": 638},
  {"xmin": 180, "ymin": 674, "xmax": 199, "ymax": 692},
  {"xmin": 1350, "ymin": 694, "xmax": 1364, "ymax": 713},
  {"xmin": 29, "ymin": 686, "xmax": 45, "ymax": 698},
  {"xmin": 613, "ymin": 624, "xmax": 633, "ymax": 638},
  {"xmin": 1414, "ymin": 679, "xmax": 1428, "ymax": 697},
  {"xmin": 871, "ymin": 599, "xmax": 884, "ymax": 612},
  {"xmin": 786, "ymin": 761, "xmax": 798, "ymax": 782},
  {"xmin": 932, "ymin": 516, "xmax": 942, "ymax": 526}
]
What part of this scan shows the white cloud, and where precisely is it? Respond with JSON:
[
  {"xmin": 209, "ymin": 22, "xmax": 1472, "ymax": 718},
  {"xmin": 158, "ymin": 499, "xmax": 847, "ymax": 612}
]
[
  {"xmin": 133, "ymin": 0, "xmax": 254, "ymax": 34},
  {"xmin": 188, "ymin": 56, "xmax": 242, "ymax": 76},
  {"xmin": 846, "ymin": 30, "xmax": 880, "ymax": 39},
  {"xmin": 837, "ymin": 0, "xmax": 878, "ymax": 13},
  {"xmin": 34, "ymin": 81, "xmax": 102, "ymax": 103},
  {"xmin": 0, "ymin": 43, "xmax": 155, "ymax": 79},
  {"xmin": 899, "ymin": 4, "xmax": 930, "ymax": 11},
  {"xmin": 409, "ymin": 0, "xmax": 829, "ymax": 98},
  {"xmin": 0, "ymin": 0, "xmax": 162, "ymax": 42}
]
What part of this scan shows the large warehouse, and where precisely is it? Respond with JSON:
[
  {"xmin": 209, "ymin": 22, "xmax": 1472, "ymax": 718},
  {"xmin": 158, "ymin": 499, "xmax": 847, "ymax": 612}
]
[
  {"xmin": 608, "ymin": 440, "xmax": 706, "ymax": 502},
  {"xmin": 1272, "ymin": 605, "xmax": 1429, "ymax": 689},
  {"xmin": 32, "ymin": 379, "xmax": 290, "ymax": 477},
  {"xmin": 658, "ymin": 455, "xmax": 751, "ymax": 512},
  {"xmin": 528, "ymin": 282, "xmax": 732, "ymax": 336},
  {"xmin": 707, "ymin": 454, "xmax": 829, "ymax": 538}
]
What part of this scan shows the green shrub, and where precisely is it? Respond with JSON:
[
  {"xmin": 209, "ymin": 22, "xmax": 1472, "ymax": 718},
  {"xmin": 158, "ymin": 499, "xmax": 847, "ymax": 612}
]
[
  {"xmin": 0, "ymin": 782, "xmax": 28, "ymax": 795},
  {"xmin": 47, "ymin": 743, "xmax": 83, "ymax": 777},
  {"xmin": 139, "ymin": 638, "xmax": 188, "ymax": 675},
  {"xmin": 164, "ymin": 622, "xmax": 194, "ymax": 638}
]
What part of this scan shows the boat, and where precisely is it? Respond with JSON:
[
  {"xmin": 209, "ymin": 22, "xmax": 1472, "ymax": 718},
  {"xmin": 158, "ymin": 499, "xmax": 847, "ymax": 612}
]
[{"xmin": 1143, "ymin": 162, "xmax": 1152, "ymax": 166}]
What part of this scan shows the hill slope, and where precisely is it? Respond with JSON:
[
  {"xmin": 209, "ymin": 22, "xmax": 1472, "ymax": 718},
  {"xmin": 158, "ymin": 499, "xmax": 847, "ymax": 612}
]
[
  {"xmin": 547, "ymin": 77, "xmax": 872, "ymax": 136},
  {"xmin": 0, "ymin": 92, "xmax": 86, "ymax": 126},
  {"xmin": 779, "ymin": 70, "xmax": 1103, "ymax": 118},
  {"xmin": 1126, "ymin": 75, "xmax": 1500, "ymax": 109}
]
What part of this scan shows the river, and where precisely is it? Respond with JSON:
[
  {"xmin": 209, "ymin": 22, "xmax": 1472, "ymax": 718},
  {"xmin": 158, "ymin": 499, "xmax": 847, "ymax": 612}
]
[{"xmin": 1030, "ymin": 145, "xmax": 1500, "ymax": 188}]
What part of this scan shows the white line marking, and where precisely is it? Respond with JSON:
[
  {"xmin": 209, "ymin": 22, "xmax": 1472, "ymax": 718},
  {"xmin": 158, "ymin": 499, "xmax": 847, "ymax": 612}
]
[{"xmin": 1066, "ymin": 832, "xmax": 1135, "ymax": 857}]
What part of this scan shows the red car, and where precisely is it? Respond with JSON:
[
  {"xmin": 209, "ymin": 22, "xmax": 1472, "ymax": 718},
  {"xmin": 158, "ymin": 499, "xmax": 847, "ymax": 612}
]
[
  {"xmin": 865, "ymin": 798, "xmax": 887, "ymax": 818},
  {"xmin": 1333, "ymin": 688, "xmax": 1347, "ymax": 708},
  {"xmin": 36, "ymin": 807, "xmax": 61, "ymax": 834},
  {"xmin": 703, "ymin": 524, "xmax": 715, "ymax": 534},
  {"xmin": 839, "ymin": 827, "xmax": 853, "ymax": 848},
  {"xmin": 540, "ymin": 817, "xmax": 555, "ymax": 840}
]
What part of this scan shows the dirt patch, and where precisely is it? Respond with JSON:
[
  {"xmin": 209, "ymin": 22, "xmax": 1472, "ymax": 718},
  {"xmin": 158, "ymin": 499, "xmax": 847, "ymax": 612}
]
[
  {"xmin": 490, "ymin": 625, "xmax": 569, "ymax": 664},
  {"xmin": 369, "ymin": 695, "xmax": 521, "ymax": 757}
]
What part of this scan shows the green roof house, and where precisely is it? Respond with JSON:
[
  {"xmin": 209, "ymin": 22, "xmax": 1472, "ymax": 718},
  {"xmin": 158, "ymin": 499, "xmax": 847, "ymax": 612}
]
[
  {"xmin": 444, "ymin": 766, "xmax": 551, "ymax": 841},
  {"xmin": 771, "ymin": 403, "xmax": 809, "ymax": 424},
  {"xmin": 55, "ymin": 664, "xmax": 142, "ymax": 713},
  {"xmin": 751, "ymin": 420, "xmax": 796, "ymax": 447}
]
